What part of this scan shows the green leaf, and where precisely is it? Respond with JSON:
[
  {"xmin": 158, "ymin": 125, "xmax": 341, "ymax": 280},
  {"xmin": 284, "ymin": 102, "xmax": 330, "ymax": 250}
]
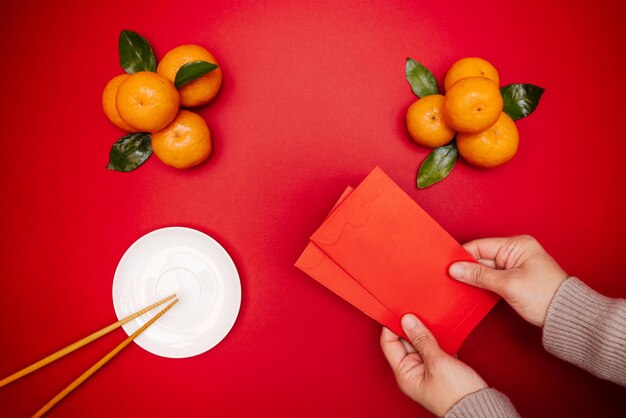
[
  {"xmin": 417, "ymin": 143, "xmax": 457, "ymax": 189},
  {"xmin": 501, "ymin": 83, "xmax": 545, "ymax": 120},
  {"xmin": 405, "ymin": 57, "xmax": 439, "ymax": 98},
  {"xmin": 174, "ymin": 60, "xmax": 218, "ymax": 88},
  {"xmin": 118, "ymin": 30, "xmax": 156, "ymax": 73},
  {"xmin": 107, "ymin": 133, "xmax": 152, "ymax": 172}
]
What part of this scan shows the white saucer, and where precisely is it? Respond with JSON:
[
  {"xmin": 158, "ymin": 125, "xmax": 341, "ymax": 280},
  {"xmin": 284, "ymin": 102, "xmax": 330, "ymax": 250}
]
[{"xmin": 112, "ymin": 227, "xmax": 241, "ymax": 358}]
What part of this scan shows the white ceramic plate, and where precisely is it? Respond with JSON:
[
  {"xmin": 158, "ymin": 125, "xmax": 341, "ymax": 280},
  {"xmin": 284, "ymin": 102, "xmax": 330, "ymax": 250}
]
[{"xmin": 112, "ymin": 227, "xmax": 241, "ymax": 358}]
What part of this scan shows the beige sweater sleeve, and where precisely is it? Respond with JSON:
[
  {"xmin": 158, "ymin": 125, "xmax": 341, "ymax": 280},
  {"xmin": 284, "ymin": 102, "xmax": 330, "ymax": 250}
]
[
  {"xmin": 542, "ymin": 276, "xmax": 626, "ymax": 386},
  {"xmin": 445, "ymin": 388, "xmax": 520, "ymax": 418}
]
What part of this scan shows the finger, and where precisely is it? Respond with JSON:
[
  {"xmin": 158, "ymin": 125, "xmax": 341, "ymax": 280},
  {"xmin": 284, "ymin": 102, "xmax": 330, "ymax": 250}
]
[
  {"xmin": 380, "ymin": 327, "xmax": 409, "ymax": 371},
  {"xmin": 401, "ymin": 314, "xmax": 442, "ymax": 361},
  {"xmin": 478, "ymin": 259, "xmax": 496, "ymax": 269},
  {"xmin": 449, "ymin": 261, "xmax": 507, "ymax": 294},
  {"xmin": 462, "ymin": 237, "xmax": 511, "ymax": 261},
  {"xmin": 381, "ymin": 327, "xmax": 426, "ymax": 387},
  {"xmin": 401, "ymin": 338, "xmax": 417, "ymax": 354}
]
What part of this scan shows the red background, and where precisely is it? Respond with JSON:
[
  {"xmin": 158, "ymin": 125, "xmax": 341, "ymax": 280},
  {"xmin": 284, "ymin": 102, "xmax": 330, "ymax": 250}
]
[{"xmin": 0, "ymin": 0, "xmax": 624, "ymax": 416}]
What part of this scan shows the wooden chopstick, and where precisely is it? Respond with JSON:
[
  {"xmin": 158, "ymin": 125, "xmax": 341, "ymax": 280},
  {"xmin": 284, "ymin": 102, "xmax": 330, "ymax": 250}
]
[
  {"xmin": 0, "ymin": 294, "xmax": 176, "ymax": 388},
  {"xmin": 32, "ymin": 297, "xmax": 178, "ymax": 418}
]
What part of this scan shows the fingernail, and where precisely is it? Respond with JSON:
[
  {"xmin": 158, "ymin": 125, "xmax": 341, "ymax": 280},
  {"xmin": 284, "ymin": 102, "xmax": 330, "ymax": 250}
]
[
  {"xmin": 449, "ymin": 263, "xmax": 465, "ymax": 280},
  {"xmin": 401, "ymin": 314, "xmax": 420, "ymax": 331}
]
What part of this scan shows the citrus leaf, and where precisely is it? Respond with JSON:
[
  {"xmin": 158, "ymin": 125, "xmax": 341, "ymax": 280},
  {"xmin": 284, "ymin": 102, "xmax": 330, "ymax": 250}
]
[
  {"xmin": 417, "ymin": 143, "xmax": 457, "ymax": 189},
  {"xmin": 119, "ymin": 30, "xmax": 156, "ymax": 73},
  {"xmin": 107, "ymin": 133, "xmax": 152, "ymax": 172},
  {"xmin": 501, "ymin": 84, "xmax": 545, "ymax": 120},
  {"xmin": 405, "ymin": 57, "xmax": 438, "ymax": 98},
  {"xmin": 174, "ymin": 60, "xmax": 218, "ymax": 88}
]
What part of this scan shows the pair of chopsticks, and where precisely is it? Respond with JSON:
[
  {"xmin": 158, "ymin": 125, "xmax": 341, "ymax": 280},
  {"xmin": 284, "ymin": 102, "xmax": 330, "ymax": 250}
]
[{"xmin": 0, "ymin": 294, "xmax": 178, "ymax": 417}]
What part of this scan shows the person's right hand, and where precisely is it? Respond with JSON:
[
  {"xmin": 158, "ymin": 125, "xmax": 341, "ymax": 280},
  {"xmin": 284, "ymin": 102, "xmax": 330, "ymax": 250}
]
[{"xmin": 449, "ymin": 235, "xmax": 568, "ymax": 327}]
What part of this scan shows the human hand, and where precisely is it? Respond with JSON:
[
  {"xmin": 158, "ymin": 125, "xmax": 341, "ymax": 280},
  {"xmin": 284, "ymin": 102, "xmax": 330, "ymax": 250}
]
[
  {"xmin": 380, "ymin": 315, "xmax": 487, "ymax": 417},
  {"xmin": 449, "ymin": 235, "xmax": 568, "ymax": 327}
]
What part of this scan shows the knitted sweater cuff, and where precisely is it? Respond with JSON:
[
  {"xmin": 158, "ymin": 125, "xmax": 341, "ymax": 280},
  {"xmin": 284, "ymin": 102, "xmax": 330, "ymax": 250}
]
[
  {"xmin": 445, "ymin": 388, "xmax": 520, "ymax": 418},
  {"xmin": 542, "ymin": 277, "xmax": 626, "ymax": 387}
]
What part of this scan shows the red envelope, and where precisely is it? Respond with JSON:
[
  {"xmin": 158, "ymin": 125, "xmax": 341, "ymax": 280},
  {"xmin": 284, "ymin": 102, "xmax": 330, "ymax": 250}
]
[
  {"xmin": 298, "ymin": 167, "xmax": 499, "ymax": 353},
  {"xmin": 295, "ymin": 187, "xmax": 404, "ymax": 337}
]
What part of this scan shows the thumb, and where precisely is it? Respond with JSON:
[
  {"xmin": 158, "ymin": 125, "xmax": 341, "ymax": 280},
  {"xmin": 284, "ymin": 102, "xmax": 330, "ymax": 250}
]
[
  {"xmin": 401, "ymin": 314, "xmax": 442, "ymax": 361},
  {"xmin": 449, "ymin": 261, "xmax": 507, "ymax": 294}
]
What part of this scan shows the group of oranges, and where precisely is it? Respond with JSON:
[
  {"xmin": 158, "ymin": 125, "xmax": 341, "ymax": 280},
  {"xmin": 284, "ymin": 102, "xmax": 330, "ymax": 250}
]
[
  {"xmin": 406, "ymin": 57, "xmax": 518, "ymax": 168},
  {"xmin": 102, "ymin": 44, "xmax": 222, "ymax": 169}
]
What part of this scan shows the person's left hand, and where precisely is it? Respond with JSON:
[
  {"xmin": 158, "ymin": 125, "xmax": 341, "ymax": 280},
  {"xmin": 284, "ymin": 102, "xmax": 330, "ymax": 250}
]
[{"xmin": 380, "ymin": 314, "xmax": 487, "ymax": 417}]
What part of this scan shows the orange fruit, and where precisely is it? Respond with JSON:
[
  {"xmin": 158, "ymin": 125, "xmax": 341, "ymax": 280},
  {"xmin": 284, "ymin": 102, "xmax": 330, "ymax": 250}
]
[
  {"xmin": 457, "ymin": 112, "xmax": 519, "ymax": 168},
  {"xmin": 151, "ymin": 110, "xmax": 212, "ymax": 169},
  {"xmin": 444, "ymin": 57, "xmax": 499, "ymax": 91},
  {"xmin": 157, "ymin": 45, "xmax": 223, "ymax": 107},
  {"xmin": 115, "ymin": 71, "xmax": 180, "ymax": 132},
  {"xmin": 406, "ymin": 94, "xmax": 455, "ymax": 148},
  {"xmin": 443, "ymin": 76, "xmax": 503, "ymax": 133},
  {"xmin": 102, "ymin": 74, "xmax": 139, "ymax": 132}
]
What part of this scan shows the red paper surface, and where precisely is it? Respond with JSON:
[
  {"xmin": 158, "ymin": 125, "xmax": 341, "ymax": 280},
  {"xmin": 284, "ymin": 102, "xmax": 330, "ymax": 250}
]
[
  {"xmin": 1, "ymin": 0, "xmax": 625, "ymax": 417},
  {"xmin": 296, "ymin": 187, "xmax": 404, "ymax": 337},
  {"xmin": 300, "ymin": 168, "xmax": 499, "ymax": 353}
]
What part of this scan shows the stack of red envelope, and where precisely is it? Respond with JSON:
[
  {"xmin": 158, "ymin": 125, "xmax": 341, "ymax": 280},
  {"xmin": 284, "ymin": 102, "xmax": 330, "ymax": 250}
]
[{"xmin": 295, "ymin": 167, "xmax": 499, "ymax": 353}]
